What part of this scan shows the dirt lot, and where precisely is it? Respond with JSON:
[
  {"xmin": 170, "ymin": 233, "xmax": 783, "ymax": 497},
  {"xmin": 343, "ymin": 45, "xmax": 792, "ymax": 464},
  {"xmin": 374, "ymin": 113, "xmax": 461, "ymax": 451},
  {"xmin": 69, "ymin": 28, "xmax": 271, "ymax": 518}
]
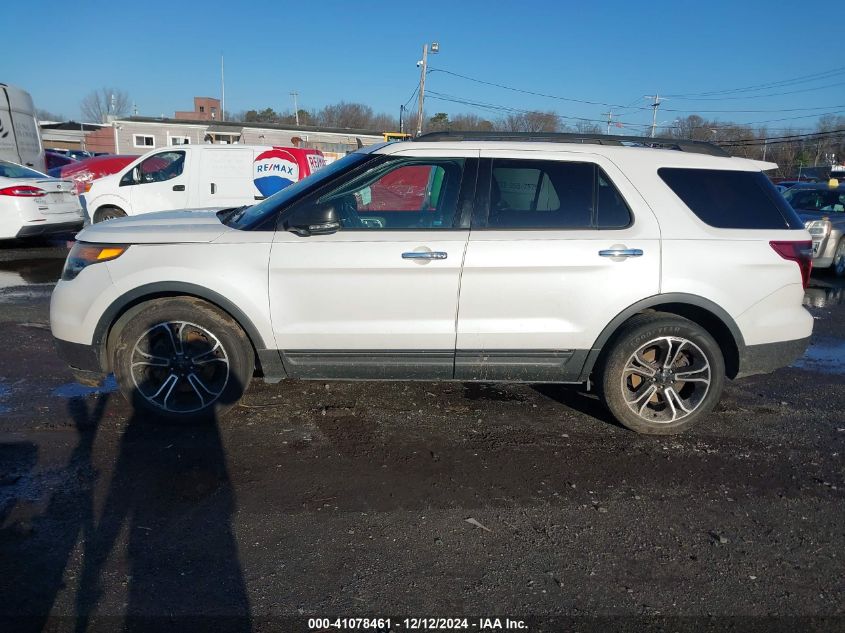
[{"xmin": 0, "ymin": 240, "xmax": 843, "ymax": 633}]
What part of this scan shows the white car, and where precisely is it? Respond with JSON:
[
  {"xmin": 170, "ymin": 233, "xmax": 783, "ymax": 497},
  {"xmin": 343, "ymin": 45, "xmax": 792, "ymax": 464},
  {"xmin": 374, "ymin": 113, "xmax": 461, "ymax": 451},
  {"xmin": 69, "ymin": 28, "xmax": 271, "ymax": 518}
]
[
  {"xmin": 50, "ymin": 132, "xmax": 814, "ymax": 434},
  {"xmin": 0, "ymin": 160, "xmax": 84, "ymax": 240}
]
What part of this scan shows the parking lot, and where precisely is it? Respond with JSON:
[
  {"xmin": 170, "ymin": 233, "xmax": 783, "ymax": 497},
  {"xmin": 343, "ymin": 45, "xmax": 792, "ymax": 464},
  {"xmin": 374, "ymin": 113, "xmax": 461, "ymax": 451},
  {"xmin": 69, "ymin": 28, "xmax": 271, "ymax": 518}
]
[{"xmin": 0, "ymin": 239, "xmax": 843, "ymax": 631}]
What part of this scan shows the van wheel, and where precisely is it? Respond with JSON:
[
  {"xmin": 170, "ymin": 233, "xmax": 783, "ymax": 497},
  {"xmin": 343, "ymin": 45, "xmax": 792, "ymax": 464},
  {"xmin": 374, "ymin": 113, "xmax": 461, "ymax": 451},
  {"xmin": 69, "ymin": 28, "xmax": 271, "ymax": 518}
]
[
  {"xmin": 110, "ymin": 297, "xmax": 254, "ymax": 423},
  {"xmin": 597, "ymin": 313, "xmax": 725, "ymax": 435},
  {"xmin": 93, "ymin": 206, "xmax": 126, "ymax": 223}
]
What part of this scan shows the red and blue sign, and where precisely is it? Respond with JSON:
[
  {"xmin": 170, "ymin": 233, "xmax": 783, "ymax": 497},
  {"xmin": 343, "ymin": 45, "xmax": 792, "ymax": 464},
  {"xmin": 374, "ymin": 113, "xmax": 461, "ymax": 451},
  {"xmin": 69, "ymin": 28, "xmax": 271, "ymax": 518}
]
[{"xmin": 253, "ymin": 148, "xmax": 300, "ymax": 197}]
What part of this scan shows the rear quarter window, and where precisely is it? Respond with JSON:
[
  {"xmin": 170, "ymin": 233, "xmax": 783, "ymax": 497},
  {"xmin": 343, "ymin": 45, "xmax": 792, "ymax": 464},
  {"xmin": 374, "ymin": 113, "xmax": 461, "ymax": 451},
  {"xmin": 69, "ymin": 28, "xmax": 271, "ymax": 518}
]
[{"xmin": 658, "ymin": 168, "xmax": 803, "ymax": 229}]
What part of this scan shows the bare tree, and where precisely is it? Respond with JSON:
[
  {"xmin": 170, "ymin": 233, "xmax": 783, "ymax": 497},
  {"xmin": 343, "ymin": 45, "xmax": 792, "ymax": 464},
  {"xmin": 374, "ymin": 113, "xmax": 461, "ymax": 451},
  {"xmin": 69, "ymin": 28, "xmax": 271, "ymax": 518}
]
[
  {"xmin": 497, "ymin": 111, "xmax": 560, "ymax": 133},
  {"xmin": 35, "ymin": 108, "xmax": 65, "ymax": 122},
  {"xmin": 80, "ymin": 88, "xmax": 131, "ymax": 123},
  {"xmin": 450, "ymin": 113, "xmax": 494, "ymax": 131}
]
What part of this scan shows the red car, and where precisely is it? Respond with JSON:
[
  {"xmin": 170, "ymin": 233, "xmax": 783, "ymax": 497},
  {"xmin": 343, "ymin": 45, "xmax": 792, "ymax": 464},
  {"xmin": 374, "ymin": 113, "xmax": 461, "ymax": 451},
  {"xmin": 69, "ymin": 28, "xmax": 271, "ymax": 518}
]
[{"xmin": 48, "ymin": 154, "xmax": 136, "ymax": 194}]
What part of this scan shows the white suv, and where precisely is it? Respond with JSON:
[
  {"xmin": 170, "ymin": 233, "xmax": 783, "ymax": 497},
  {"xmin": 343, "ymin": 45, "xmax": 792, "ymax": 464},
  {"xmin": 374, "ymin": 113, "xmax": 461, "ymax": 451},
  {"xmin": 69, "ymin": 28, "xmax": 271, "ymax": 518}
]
[{"xmin": 50, "ymin": 132, "xmax": 814, "ymax": 434}]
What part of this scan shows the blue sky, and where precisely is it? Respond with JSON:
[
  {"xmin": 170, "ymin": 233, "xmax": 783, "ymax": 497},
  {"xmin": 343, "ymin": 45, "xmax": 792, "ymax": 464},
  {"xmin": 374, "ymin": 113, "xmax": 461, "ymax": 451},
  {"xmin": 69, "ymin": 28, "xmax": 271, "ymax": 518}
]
[{"xmin": 2, "ymin": 0, "xmax": 843, "ymax": 132}]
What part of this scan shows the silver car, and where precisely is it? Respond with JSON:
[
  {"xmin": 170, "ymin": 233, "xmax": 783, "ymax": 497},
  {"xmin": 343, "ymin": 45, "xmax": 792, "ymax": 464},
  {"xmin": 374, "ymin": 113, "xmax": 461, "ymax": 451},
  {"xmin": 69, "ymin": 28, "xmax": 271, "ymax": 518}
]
[{"xmin": 784, "ymin": 183, "xmax": 845, "ymax": 276}]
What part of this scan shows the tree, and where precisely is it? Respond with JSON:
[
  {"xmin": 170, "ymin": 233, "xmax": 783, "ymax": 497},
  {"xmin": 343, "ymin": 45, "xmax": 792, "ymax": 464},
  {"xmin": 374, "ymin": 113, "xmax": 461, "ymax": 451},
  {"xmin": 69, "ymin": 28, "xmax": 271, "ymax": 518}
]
[
  {"xmin": 35, "ymin": 108, "xmax": 65, "ymax": 122},
  {"xmin": 80, "ymin": 88, "xmax": 130, "ymax": 123},
  {"xmin": 497, "ymin": 111, "xmax": 560, "ymax": 133},
  {"xmin": 428, "ymin": 112, "xmax": 450, "ymax": 131},
  {"xmin": 450, "ymin": 113, "xmax": 494, "ymax": 131}
]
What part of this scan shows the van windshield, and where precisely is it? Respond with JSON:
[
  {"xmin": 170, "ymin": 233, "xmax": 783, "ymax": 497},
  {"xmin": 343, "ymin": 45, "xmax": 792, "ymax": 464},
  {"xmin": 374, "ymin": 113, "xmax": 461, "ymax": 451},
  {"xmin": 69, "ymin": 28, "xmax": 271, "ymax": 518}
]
[
  {"xmin": 0, "ymin": 160, "xmax": 47, "ymax": 179},
  {"xmin": 224, "ymin": 152, "xmax": 374, "ymax": 230}
]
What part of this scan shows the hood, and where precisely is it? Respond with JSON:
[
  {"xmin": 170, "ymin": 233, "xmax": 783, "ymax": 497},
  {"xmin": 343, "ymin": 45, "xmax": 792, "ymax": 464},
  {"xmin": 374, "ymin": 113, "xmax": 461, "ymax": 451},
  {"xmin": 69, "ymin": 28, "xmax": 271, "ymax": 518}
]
[{"xmin": 75, "ymin": 209, "xmax": 233, "ymax": 244}]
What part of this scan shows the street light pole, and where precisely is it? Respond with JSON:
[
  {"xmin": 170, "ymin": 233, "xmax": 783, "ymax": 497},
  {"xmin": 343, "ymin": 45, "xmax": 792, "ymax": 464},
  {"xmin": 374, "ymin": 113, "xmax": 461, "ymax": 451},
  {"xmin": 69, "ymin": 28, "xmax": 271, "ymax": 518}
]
[
  {"xmin": 290, "ymin": 92, "xmax": 300, "ymax": 126},
  {"xmin": 415, "ymin": 41, "xmax": 439, "ymax": 136}
]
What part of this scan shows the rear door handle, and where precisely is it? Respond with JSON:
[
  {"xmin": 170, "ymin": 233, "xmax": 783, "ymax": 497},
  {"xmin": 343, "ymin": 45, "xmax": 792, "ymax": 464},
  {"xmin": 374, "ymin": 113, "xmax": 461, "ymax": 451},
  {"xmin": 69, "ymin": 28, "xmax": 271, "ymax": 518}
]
[
  {"xmin": 402, "ymin": 251, "xmax": 448, "ymax": 260},
  {"xmin": 172, "ymin": 184, "xmax": 185, "ymax": 191},
  {"xmin": 599, "ymin": 248, "xmax": 643, "ymax": 258},
  {"xmin": 210, "ymin": 183, "xmax": 216, "ymax": 194}
]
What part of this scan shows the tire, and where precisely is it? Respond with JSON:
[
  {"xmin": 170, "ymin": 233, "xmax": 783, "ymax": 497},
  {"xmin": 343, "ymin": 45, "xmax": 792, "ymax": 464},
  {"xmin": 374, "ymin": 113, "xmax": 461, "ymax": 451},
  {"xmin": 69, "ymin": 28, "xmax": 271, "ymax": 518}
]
[
  {"xmin": 597, "ymin": 312, "xmax": 725, "ymax": 435},
  {"xmin": 109, "ymin": 297, "xmax": 254, "ymax": 423},
  {"xmin": 93, "ymin": 206, "xmax": 126, "ymax": 223},
  {"xmin": 832, "ymin": 238, "xmax": 845, "ymax": 278}
]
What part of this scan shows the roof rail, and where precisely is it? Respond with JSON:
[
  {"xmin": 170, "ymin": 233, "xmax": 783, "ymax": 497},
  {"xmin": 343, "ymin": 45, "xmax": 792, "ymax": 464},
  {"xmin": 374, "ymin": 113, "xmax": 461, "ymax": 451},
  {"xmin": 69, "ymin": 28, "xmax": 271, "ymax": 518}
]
[{"xmin": 412, "ymin": 130, "xmax": 730, "ymax": 157}]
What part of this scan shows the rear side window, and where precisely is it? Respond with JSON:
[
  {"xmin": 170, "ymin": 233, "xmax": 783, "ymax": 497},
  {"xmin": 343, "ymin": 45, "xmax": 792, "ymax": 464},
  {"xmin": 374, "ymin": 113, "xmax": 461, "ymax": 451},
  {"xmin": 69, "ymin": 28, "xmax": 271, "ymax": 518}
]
[
  {"xmin": 659, "ymin": 168, "xmax": 803, "ymax": 229},
  {"xmin": 487, "ymin": 159, "xmax": 632, "ymax": 229}
]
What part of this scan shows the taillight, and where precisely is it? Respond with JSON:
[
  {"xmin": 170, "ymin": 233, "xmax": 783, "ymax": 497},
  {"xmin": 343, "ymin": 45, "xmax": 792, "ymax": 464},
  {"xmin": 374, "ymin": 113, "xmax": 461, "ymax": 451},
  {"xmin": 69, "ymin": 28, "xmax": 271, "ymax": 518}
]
[
  {"xmin": 0, "ymin": 185, "xmax": 46, "ymax": 197},
  {"xmin": 770, "ymin": 240, "xmax": 813, "ymax": 289}
]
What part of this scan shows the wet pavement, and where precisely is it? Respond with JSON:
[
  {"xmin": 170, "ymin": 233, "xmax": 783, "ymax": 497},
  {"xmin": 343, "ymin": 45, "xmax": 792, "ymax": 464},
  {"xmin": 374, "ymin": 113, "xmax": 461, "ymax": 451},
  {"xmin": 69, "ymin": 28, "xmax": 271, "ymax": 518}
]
[{"xmin": 0, "ymin": 241, "xmax": 843, "ymax": 632}]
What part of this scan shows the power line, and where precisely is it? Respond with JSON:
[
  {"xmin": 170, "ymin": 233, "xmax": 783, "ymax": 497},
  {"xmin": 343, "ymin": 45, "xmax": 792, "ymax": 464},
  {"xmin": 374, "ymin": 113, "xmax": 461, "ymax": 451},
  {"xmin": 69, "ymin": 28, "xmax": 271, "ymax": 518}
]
[
  {"xmin": 665, "ymin": 65, "xmax": 845, "ymax": 98},
  {"xmin": 666, "ymin": 80, "xmax": 845, "ymax": 101},
  {"xmin": 427, "ymin": 67, "xmax": 649, "ymax": 110},
  {"xmin": 661, "ymin": 103, "xmax": 845, "ymax": 114}
]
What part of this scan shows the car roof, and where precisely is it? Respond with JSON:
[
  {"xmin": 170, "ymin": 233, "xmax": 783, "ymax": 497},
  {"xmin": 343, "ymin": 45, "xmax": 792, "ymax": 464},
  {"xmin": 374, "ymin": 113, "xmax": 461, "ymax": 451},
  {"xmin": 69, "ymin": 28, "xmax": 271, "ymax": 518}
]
[{"xmin": 374, "ymin": 140, "xmax": 775, "ymax": 172}]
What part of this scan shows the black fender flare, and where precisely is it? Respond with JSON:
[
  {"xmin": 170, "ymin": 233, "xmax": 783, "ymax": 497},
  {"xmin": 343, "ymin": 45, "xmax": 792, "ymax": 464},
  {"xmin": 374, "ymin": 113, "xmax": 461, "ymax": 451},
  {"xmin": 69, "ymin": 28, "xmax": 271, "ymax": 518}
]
[
  {"xmin": 92, "ymin": 281, "xmax": 270, "ymax": 365},
  {"xmin": 577, "ymin": 292, "xmax": 746, "ymax": 381}
]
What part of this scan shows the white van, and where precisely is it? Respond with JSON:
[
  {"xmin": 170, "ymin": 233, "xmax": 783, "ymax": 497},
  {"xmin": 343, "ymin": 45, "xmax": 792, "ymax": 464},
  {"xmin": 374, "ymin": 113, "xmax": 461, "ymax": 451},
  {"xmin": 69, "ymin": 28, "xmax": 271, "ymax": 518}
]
[
  {"xmin": 0, "ymin": 84, "xmax": 45, "ymax": 172},
  {"xmin": 84, "ymin": 144, "xmax": 326, "ymax": 222}
]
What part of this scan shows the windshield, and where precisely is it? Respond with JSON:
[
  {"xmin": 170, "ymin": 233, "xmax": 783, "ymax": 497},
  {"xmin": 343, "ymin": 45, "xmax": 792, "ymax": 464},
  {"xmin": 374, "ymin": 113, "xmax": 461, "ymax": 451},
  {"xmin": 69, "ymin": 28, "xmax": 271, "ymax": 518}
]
[
  {"xmin": 784, "ymin": 187, "xmax": 845, "ymax": 213},
  {"xmin": 226, "ymin": 152, "xmax": 374, "ymax": 229},
  {"xmin": 0, "ymin": 160, "xmax": 47, "ymax": 179}
]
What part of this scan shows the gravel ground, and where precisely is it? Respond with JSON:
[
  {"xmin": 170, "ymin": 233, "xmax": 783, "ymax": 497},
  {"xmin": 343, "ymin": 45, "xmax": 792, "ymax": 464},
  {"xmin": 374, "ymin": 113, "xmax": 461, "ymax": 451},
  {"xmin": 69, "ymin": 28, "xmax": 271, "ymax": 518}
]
[{"xmin": 0, "ymin": 240, "xmax": 842, "ymax": 633}]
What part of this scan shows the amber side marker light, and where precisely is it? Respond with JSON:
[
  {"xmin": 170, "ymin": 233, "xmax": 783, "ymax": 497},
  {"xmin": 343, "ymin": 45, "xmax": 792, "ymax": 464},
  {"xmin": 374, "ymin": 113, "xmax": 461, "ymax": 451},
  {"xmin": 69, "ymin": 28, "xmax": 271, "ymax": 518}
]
[{"xmin": 61, "ymin": 243, "xmax": 129, "ymax": 281}]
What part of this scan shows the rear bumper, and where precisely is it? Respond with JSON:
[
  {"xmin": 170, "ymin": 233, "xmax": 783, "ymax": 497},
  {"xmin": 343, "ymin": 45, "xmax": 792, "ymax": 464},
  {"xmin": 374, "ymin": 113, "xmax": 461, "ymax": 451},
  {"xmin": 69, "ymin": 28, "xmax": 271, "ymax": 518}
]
[
  {"xmin": 54, "ymin": 337, "xmax": 106, "ymax": 385},
  {"xmin": 17, "ymin": 220, "xmax": 83, "ymax": 238},
  {"xmin": 736, "ymin": 336, "xmax": 810, "ymax": 378}
]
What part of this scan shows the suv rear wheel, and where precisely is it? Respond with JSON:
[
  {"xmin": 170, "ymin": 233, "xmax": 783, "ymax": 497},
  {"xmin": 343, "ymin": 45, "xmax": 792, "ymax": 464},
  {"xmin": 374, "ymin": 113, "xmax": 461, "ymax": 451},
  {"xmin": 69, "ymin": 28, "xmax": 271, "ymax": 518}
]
[
  {"xmin": 110, "ymin": 297, "xmax": 254, "ymax": 422},
  {"xmin": 598, "ymin": 313, "xmax": 725, "ymax": 434}
]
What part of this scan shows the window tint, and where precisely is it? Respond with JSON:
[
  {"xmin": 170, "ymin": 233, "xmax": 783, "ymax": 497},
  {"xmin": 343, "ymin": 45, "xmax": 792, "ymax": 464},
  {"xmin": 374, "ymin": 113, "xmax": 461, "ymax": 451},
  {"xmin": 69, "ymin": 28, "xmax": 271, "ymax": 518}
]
[
  {"xmin": 784, "ymin": 188, "xmax": 845, "ymax": 213},
  {"xmin": 596, "ymin": 170, "xmax": 632, "ymax": 228},
  {"xmin": 659, "ymin": 168, "xmax": 803, "ymax": 229},
  {"xmin": 138, "ymin": 151, "xmax": 185, "ymax": 184},
  {"xmin": 487, "ymin": 159, "xmax": 631, "ymax": 229},
  {"xmin": 0, "ymin": 160, "xmax": 45, "ymax": 179},
  {"xmin": 319, "ymin": 158, "xmax": 465, "ymax": 229}
]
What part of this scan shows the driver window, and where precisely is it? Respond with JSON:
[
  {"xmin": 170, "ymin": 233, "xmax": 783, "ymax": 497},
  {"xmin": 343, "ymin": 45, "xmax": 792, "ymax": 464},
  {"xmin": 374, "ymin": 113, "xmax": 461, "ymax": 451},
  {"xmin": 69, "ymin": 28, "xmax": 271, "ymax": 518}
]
[
  {"xmin": 137, "ymin": 151, "xmax": 185, "ymax": 184},
  {"xmin": 318, "ymin": 158, "xmax": 464, "ymax": 229}
]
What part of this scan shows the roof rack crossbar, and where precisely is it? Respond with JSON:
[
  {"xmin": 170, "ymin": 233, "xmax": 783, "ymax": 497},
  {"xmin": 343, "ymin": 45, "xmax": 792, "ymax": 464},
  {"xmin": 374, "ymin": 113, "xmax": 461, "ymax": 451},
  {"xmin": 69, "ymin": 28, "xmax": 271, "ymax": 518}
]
[{"xmin": 412, "ymin": 131, "xmax": 730, "ymax": 157}]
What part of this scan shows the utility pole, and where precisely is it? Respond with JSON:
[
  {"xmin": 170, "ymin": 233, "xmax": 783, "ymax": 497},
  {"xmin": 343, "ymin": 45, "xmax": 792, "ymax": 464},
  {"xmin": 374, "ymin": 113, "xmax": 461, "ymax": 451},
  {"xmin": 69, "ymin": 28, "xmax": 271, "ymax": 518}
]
[
  {"xmin": 416, "ymin": 44, "xmax": 429, "ymax": 137},
  {"xmin": 415, "ymin": 41, "xmax": 439, "ymax": 136},
  {"xmin": 290, "ymin": 92, "xmax": 300, "ymax": 126},
  {"xmin": 221, "ymin": 53, "xmax": 226, "ymax": 122},
  {"xmin": 645, "ymin": 93, "xmax": 662, "ymax": 138},
  {"xmin": 603, "ymin": 109, "xmax": 613, "ymax": 135},
  {"xmin": 399, "ymin": 104, "xmax": 405, "ymax": 133},
  {"xmin": 762, "ymin": 137, "xmax": 768, "ymax": 162}
]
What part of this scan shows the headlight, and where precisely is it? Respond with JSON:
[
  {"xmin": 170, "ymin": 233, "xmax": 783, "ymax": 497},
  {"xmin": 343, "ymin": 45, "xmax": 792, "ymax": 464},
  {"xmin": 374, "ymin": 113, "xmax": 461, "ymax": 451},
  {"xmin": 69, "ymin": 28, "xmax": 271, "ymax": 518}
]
[
  {"xmin": 61, "ymin": 242, "xmax": 128, "ymax": 281},
  {"xmin": 804, "ymin": 219, "xmax": 832, "ymax": 237}
]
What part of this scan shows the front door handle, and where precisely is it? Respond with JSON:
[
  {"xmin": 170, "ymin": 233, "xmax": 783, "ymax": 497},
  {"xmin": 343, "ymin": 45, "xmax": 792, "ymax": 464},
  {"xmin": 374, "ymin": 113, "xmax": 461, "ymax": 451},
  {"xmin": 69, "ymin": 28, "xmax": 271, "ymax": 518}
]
[
  {"xmin": 599, "ymin": 248, "xmax": 643, "ymax": 258},
  {"xmin": 172, "ymin": 184, "xmax": 185, "ymax": 191},
  {"xmin": 402, "ymin": 251, "xmax": 448, "ymax": 260}
]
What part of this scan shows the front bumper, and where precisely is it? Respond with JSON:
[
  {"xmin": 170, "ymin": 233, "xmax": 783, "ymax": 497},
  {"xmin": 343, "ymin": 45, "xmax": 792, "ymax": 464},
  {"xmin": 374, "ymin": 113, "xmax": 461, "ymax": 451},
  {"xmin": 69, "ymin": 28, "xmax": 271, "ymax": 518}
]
[
  {"xmin": 736, "ymin": 336, "xmax": 811, "ymax": 378},
  {"xmin": 54, "ymin": 337, "xmax": 106, "ymax": 386}
]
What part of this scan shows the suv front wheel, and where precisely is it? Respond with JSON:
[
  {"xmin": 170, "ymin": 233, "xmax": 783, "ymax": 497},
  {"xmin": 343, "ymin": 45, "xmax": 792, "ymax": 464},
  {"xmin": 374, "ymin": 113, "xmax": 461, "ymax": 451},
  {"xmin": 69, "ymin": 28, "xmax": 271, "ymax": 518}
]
[
  {"xmin": 598, "ymin": 313, "xmax": 725, "ymax": 434},
  {"xmin": 110, "ymin": 297, "xmax": 254, "ymax": 422}
]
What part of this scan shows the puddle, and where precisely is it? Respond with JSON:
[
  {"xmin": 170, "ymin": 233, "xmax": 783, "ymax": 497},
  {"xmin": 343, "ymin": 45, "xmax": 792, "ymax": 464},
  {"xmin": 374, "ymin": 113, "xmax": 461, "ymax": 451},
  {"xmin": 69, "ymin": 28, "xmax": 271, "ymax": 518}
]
[
  {"xmin": 51, "ymin": 375, "xmax": 118, "ymax": 398},
  {"xmin": 792, "ymin": 337, "xmax": 845, "ymax": 375},
  {"xmin": 0, "ymin": 382, "xmax": 10, "ymax": 414},
  {"xmin": 0, "ymin": 258, "xmax": 65, "ymax": 290},
  {"xmin": 804, "ymin": 286, "xmax": 845, "ymax": 308}
]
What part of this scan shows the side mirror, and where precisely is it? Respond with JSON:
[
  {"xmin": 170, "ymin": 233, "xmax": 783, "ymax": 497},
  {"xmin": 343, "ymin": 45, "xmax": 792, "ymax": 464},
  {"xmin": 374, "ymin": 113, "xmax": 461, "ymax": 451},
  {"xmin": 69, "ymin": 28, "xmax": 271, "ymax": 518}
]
[{"xmin": 288, "ymin": 203, "xmax": 341, "ymax": 237}]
